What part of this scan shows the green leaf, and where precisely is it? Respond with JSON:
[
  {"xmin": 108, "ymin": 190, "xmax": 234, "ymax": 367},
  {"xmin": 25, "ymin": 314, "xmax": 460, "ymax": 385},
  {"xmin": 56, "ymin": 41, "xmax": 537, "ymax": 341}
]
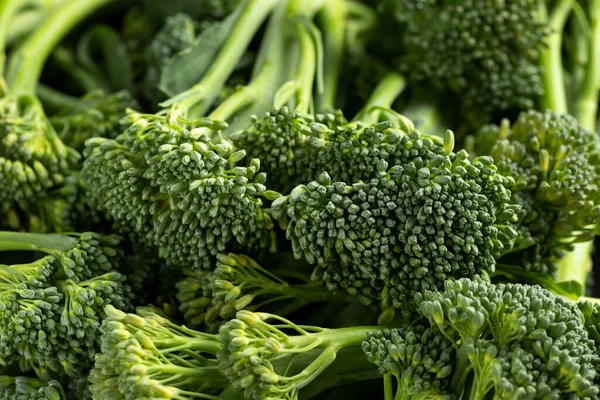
[
  {"xmin": 76, "ymin": 24, "xmax": 134, "ymax": 92},
  {"xmin": 159, "ymin": 5, "xmax": 244, "ymax": 97}
]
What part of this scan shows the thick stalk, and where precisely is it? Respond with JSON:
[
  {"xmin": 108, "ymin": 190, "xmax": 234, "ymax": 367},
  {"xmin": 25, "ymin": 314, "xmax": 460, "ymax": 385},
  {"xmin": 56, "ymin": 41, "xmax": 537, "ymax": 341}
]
[
  {"xmin": 352, "ymin": 72, "xmax": 406, "ymax": 124},
  {"xmin": 0, "ymin": 0, "xmax": 22, "ymax": 77},
  {"xmin": 538, "ymin": 0, "xmax": 573, "ymax": 113},
  {"xmin": 0, "ymin": 231, "xmax": 77, "ymax": 252},
  {"xmin": 316, "ymin": 0, "xmax": 346, "ymax": 112},
  {"xmin": 174, "ymin": 0, "xmax": 279, "ymax": 117},
  {"xmin": 7, "ymin": 0, "xmax": 115, "ymax": 95}
]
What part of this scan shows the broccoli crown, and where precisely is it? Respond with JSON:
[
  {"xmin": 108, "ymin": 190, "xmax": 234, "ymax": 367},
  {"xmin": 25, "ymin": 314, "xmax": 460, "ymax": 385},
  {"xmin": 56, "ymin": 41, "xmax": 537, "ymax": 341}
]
[
  {"xmin": 362, "ymin": 325, "xmax": 454, "ymax": 398},
  {"xmin": 273, "ymin": 135, "xmax": 517, "ymax": 312},
  {"xmin": 0, "ymin": 232, "xmax": 132, "ymax": 376},
  {"xmin": 231, "ymin": 107, "xmax": 348, "ymax": 193},
  {"xmin": 89, "ymin": 305, "xmax": 224, "ymax": 399},
  {"xmin": 218, "ymin": 310, "xmax": 380, "ymax": 400},
  {"xmin": 396, "ymin": 0, "xmax": 548, "ymax": 120},
  {"xmin": 142, "ymin": 13, "xmax": 196, "ymax": 105},
  {"xmin": 476, "ymin": 110, "xmax": 600, "ymax": 274},
  {"xmin": 298, "ymin": 121, "xmax": 427, "ymax": 185},
  {"xmin": 363, "ymin": 278, "xmax": 600, "ymax": 399},
  {"xmin": 0, "ymin": 95, "xmax": 80, "ymax": 232},
  {"xmin": 82, "ymin": 109, "xmax": 278, "ymax": 271},
  {"xmin": 0, "ymin": 376, "xmax": 65, "ymax": 400},
  {"xmin": 51, "ymin": 91, "xmax": 139, "ymax": 151}
]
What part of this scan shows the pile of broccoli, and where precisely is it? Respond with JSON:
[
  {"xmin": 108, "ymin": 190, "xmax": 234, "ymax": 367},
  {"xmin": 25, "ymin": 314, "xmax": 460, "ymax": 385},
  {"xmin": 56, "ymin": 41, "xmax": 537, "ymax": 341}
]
[{"xmin": 2, "ymin": 0, "xmax": 600, "ymax": 398}]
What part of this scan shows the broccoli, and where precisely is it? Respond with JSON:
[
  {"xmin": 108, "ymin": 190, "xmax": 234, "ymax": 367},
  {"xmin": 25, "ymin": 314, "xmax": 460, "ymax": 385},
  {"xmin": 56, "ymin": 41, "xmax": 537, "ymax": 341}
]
[
  {"xmin": 0, "ymin": 0, "xmax": 118, "ymax": 233},
  {"xmin": 176, "ymin": 253, "xmax": 359, "ymax": 330},
  {"xmin": 273, "ymin": 128, "xmax": 518, "ymax": 317},
  {"xmin": 82, "ymin": 0, "xmax": 346, "ymax": 270},
  {"xmin": 0, "ymin": 376, "xmax": 65, "ymax": 400},
  {"xmin": 49, "ymin": 90, "xmax": 139, "ymax": 152},
  {"xmin": 475, "ymin": 110, "xmax": 600, "ymax": 287},
  {"xmin": 393, "ymin": 0, "xmax": 548, "ymax": 124},
  {"xmin": 362, "ymin": 278, "xmax": 600, "ymax": 399},
  {"xmin": 91, "ymin": 305, "xmax": 385, "ymax": 400},
  {"xmin": 0, "ymin": 231, "xmax": 132, "ymax": 378}
]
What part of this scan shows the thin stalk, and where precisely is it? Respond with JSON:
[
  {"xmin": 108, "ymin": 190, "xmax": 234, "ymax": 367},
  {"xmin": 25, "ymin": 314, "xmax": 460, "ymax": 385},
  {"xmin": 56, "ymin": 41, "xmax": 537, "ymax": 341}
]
[
  {"xmin": 0, "ymin": 0, "xmax": 23, "ymax": 77},
  {"xmin": 37, "ymin": 83, "xmax": 80, "ymax": 113},
  {"xmin": 173, "ymin": 0, "xmax": 279, "ymax": 117},
  {"xmin": 538, "ymin": 0, "xmax": 573, "ymax": 113},
  {"xmin": 352, "ymin": 72, "xmax": 406, "ymax": 124},
  {"xmin": 575, "ymin": 0, "xmax": 600, "ymax": 130},
  {"xmin": 316, "ymin": 0, "xmax": 346, "ymax": 112},
  {"xmin": 7, "ymin": 0, "xmax": 116, "ymax": 95},
  {"xmin": 0, "ymin": 231, "xmax": 77, "ymax": 252},
  {"xmin": 51, "ymin": 46, "xmax": 108, "ymax": 93}
]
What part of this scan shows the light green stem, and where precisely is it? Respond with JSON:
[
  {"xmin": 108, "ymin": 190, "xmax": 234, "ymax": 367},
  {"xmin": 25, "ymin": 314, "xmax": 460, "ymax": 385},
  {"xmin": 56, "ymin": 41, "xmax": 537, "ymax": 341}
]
[
  {"xmin": 353, "ymin": 72, "xmax": 406, "ymax": 124},
  {"xmin": 316, "ymin": 0, "xmax": 346, "ymax": 111},
  {"xmin": 539, "ymin": 0, "xmax": 573, "ymax": 113},
  {"xmin": 176, "ymin": 0, "xmax": 279, "ymax": 117},
  {"xmin": 557, "ymin": 1, "xmax": 600, "ymax": 294},
  {"xmin": 0, "ymin": 0, "xmax": 23, "ymax": 77},
  {"xmin": 0, "ymin": 231, "xmax": 77, "ymax": 252},
  {"xmin": 576, "ymin": 0, "xmax": 600, "ymax": 130},
  {"xmin": 7, "ymin": 0, "xmax": 116, "ymax": 95}
]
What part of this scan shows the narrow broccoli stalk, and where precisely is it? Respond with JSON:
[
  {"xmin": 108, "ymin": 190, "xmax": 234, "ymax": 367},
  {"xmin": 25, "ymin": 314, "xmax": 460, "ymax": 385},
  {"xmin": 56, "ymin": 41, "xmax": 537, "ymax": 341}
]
[
  {"xmin": 576, "ymin": 0, "xmax": 600, "ymax": 129},
  {"xmin": 0, "ymin": 0, "xmax": 22, "ymax": 79},
  {"xmin": 164, "ymin": 0, "xmax": 280, "ymax": 117},
  {"xmin": 352, "ymin": 72, "xmax": 406, "ymax": 124},
  {"xmin": 557, "ymin": 1, "xmax": 600, "ymax": 293},
  {"xmin": 37, "ymin": 84, "xmax": 80, "ymax": 113},
  {"xmin": 316, "ymin": 0, "xmax": 346, "ymax": 112},
  {"xmin": 50, "ymin": 46, "xmax": 108, "ymax": 93},
  {"xmin": 6, "ymin": 0, "xmax": 116, "ymax": 96},
  {"xmin": 177, "ymin": 253, "xmax": 361, "ymax": 328},
  {"xmin": 218, "ymin": 311, "xmax": 384, "ymax": 399},
  {"xmin": 0, "ymin": 231, "xmax": 131, "ymax": 378},
  {"xmin": 538, "ymin": 0, "xmax": 572, "ymax": 113}
]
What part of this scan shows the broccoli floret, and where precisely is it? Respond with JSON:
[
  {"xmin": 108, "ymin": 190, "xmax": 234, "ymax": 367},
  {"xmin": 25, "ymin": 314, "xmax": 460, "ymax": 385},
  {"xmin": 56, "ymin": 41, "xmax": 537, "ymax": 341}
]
[
  {"xmin": 363, "ymin": 278, "xmax": 600, "ymax": 399},
  {"xmin": 476, "ymin": 110, "xmax": 600, "ymax": 281},
  {"xmin": 0, "ymin": 376, "xmax": 65, "ymax": 400},
  {"xmin": 83, "ymin": 111, "xmax": 277, "ymax": 271},
  {"xmin": 0, "ymin": 0, "xmax": 122, "ymax": 233},
  {"xmin": 176, "ymin": 253, "xmax": 358, "ymax": 329},
  {"xmin": 273, "ymin": 131, "xmax": 517, "ymax": 315},
  {"xmin": 89, "ymin": 305, "xmax": 226, "ymax": 399},
  {"xmin": 230, "ymin": 107, "xmax": 347, "ymax": 193},
  {"xmin": 0, "ymin": 231, "xmax": 132, "ymax": 376},
  {"xmin": 394, "ymin": 0, "xmax": 548, "ymax": 124},
  {"xmin": 50, "ymin": 90, "xmax": 139, "ymax": 151},
  {"xmin": 218, "ymin": 311, "xmax": 384, "ymax": 400}
]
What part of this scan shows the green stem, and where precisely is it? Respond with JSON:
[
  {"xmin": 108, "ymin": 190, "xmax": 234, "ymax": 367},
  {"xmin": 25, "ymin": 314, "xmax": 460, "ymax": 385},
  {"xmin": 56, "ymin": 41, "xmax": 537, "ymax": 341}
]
[
  {"xmin": 383, "ymin": 374, "xmax": 394, "ymax": 400},
  {"xmin": 0, "ymin": 231, "xmax": 77, "ymax": 252},
  {"xmin": 538, "ymin": 0, "xmax": 573, "ymax": 113},
  {"xmin": 0, "ymin": 0, "xmax": 23, "ymax": 77},
  {"xmin": 51, "ymin": 46, "xmax": 107, "ymax": 93},
  {"xmin": 575, "ymin": 0, "xmax": 600, "ymax": 130},
  {"xmin": 175, "ymin": 0, "xmax": 279, "ymax": 117},
  {"xmin": 352, "ymin": 72, "xmax": 406, "ymax": 124},
  {"xmin": 37, "ymin": 83, "xmax": 80, "ymax": 114},
  {"xmin": 7, "ymin": 0, "xmax": 116, "ymax": 95},
  {"xmin": 316, "ymin": 0, "xmax": 345, "ymax": 112}
]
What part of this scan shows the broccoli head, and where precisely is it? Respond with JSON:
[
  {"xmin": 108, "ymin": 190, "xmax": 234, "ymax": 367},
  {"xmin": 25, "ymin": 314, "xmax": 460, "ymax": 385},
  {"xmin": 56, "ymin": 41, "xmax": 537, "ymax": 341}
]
[
  {"xmin": 273, "ymin": 130, "xmax": 518, "ymax": 315},
  {"xmin": 363, "ymin": 278, "xmax": 600, "ymax": 399}
]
